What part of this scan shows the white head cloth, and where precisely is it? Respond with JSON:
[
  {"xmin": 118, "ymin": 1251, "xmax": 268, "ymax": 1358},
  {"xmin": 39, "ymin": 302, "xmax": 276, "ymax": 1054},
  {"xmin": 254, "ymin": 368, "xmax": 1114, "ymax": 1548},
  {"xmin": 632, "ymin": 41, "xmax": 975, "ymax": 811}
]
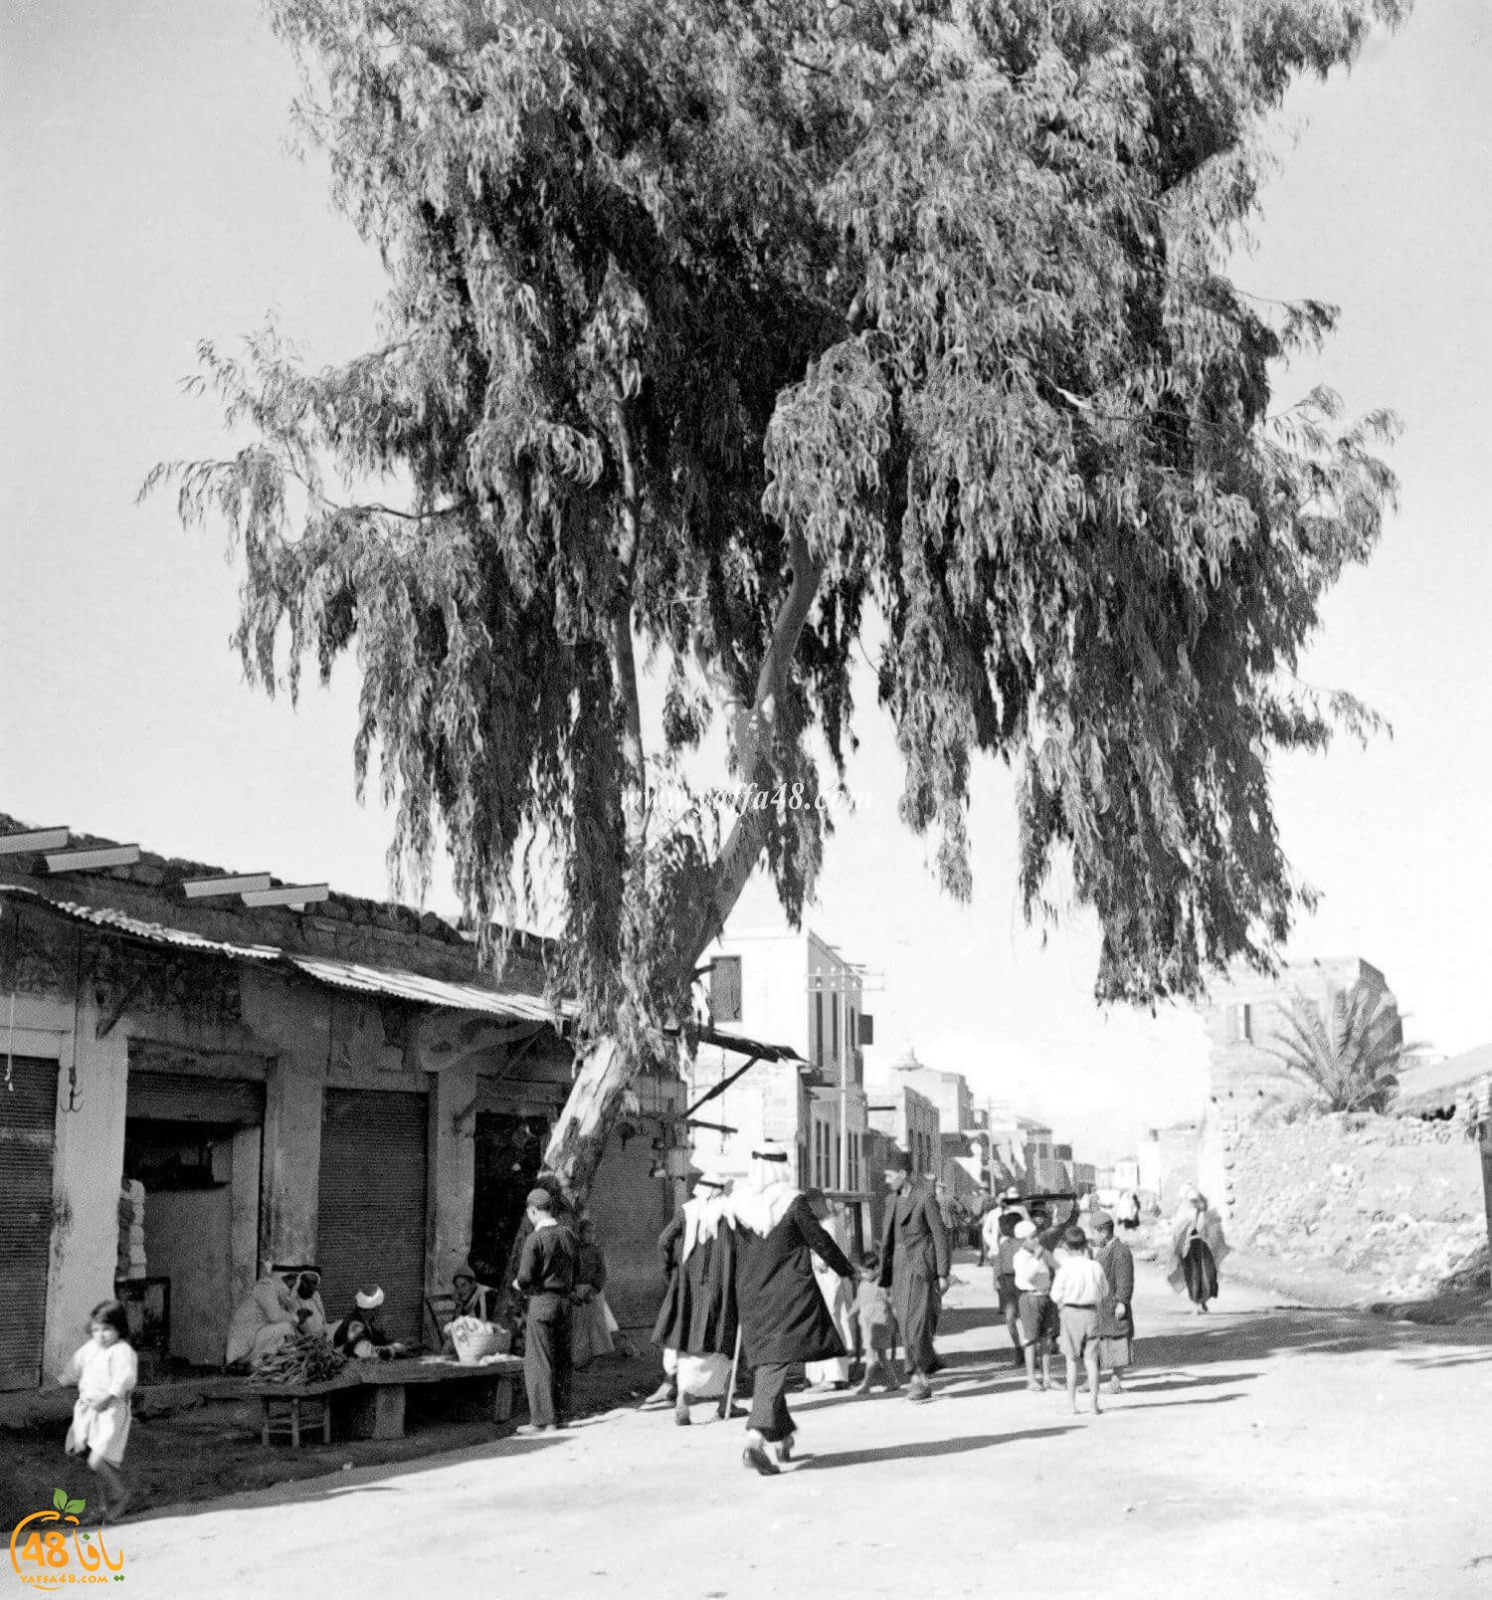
[
  {"xmin": 727, "ymin": 1146, "xmax": 800, "ymax": 1237},
  {"xmin": 681, "ymin": 1187, "xmax": 730, "ymax": 1263}
]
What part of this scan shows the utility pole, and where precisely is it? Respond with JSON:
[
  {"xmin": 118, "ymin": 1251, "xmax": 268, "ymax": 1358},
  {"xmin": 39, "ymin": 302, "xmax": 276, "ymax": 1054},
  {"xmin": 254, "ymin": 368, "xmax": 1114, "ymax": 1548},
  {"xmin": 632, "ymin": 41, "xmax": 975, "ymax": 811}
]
[{"xmin": 1475, "ymin": 1074, "xmax": 1492, "ymax": 1266}]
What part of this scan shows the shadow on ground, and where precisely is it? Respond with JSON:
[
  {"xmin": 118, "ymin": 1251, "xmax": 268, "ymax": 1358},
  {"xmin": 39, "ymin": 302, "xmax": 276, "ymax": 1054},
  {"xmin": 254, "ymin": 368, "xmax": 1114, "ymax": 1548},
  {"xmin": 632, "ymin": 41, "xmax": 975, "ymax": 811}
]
[{"xmin": 803, "ymin": 1426, "xmax": 1079, "ymax": 1470}]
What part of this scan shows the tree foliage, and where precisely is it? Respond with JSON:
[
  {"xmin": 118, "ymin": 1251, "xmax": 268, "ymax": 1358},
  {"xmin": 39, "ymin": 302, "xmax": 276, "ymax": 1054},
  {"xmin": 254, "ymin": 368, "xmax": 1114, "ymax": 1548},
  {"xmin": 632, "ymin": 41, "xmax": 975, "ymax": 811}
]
[
  {"xmin": 1264, "ymin": 978, "xmax": 1413, "ymax": 1114},
  {"xmin": 148, "ymin": 0, "xmax": 1406, "ymax": 1081}
]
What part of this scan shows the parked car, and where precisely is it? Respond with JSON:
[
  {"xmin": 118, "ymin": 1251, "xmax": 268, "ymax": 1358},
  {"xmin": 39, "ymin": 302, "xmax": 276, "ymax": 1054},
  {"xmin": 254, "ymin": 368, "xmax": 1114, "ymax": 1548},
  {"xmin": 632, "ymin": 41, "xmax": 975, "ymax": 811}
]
[{"xmin": 998, "ymin": 1191, "xmax": 1082, "ymax": 1249}]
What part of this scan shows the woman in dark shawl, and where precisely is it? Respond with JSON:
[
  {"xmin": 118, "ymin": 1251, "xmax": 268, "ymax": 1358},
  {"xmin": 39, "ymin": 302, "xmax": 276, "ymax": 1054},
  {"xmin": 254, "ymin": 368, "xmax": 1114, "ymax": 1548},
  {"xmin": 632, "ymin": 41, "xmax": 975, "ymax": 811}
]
[{"xmin": 1166, "ymin": 1189, "xmax": 1229, "ymax": 1313}]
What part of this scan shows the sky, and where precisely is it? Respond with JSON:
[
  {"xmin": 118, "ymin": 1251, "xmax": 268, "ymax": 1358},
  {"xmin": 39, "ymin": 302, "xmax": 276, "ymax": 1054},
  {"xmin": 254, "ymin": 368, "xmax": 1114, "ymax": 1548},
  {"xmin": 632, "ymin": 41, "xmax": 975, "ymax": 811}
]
[{"xmin": 3, "ymin": 0, "xmax": 1489, "ymax": 1163}]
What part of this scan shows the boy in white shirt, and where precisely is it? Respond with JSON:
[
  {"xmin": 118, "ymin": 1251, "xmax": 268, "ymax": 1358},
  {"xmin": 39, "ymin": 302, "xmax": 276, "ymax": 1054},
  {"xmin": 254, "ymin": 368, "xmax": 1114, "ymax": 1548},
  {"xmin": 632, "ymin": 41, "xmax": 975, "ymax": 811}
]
[
  {"xmin": 1050, "ymin": 1226, "xmax": 1110, "ymax": 1415},
  {"xmin": 1012, "ymin": 1221, "xmax": 1058, "ymax": 1391}
]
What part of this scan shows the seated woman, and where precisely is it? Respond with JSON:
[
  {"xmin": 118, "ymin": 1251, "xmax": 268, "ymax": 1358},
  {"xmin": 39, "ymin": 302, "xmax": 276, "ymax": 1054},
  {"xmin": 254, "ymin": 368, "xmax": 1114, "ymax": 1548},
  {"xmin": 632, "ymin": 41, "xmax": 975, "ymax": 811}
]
[
  {"xmin": 440, "ymin": 1266, "xmax": 499, "ymax": 1355},
  {"xmin": 331, "ymin": 1288, "xmax": 404, "ymax": 1360}
]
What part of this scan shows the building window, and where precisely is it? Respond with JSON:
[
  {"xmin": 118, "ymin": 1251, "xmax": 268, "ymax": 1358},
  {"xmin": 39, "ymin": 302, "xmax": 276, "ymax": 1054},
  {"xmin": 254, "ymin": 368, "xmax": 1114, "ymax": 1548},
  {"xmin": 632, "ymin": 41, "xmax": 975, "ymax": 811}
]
[
  {"xmin": 814, "ymin": 993, "xmax": 824, "ymax": 1067},
  {"xmin": 710, "ymin": 956, "xmax": 742, "ymax": 1022},
  {"xmin": 831, "ymin": 995, "xmax": 839, "ymax": 1063}
]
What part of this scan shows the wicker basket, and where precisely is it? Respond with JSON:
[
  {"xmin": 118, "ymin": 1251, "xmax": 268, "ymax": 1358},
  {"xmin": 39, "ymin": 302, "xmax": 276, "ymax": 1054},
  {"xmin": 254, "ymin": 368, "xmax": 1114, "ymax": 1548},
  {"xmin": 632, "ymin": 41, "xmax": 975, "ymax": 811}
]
[{"xmin": 450, "ymin": 1319, "xmax": 511, "ymax": 1365}]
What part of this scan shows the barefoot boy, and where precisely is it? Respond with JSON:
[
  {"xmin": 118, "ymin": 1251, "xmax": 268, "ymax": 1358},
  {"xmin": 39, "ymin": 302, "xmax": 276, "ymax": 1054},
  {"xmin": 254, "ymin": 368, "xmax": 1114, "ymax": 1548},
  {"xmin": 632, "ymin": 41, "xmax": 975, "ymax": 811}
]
[{"xmin": 1050, "ymin": 1225, "xmax": 1109, "ymax": 1415}]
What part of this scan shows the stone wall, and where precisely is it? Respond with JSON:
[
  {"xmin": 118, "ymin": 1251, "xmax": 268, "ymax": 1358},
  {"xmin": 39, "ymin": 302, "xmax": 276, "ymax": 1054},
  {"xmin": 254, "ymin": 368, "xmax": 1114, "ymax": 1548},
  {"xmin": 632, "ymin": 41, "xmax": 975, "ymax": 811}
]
[{"xmin": 1220, "ymin": 1109, "xmax": 1487, "ymax": 1300}]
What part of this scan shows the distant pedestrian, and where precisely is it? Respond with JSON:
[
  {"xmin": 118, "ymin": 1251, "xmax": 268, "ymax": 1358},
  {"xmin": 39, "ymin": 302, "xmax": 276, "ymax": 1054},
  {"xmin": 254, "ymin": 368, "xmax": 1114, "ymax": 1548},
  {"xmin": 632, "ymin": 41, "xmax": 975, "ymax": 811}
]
[
  {"xmin": 879, "ymin": 1152, "xmax": 950, "ymax": 1404},
  {"xmin": 984, "ymin": 1209, "xmax": 1023, "ymax": 1369},
  {"xmin": 730, "ymin": 1146, "xmax": 855, "ymax": 1475},
  {"xmin": 1167, "ymin": 1191, "xmax": 1229, "ymax": 1314},
  {"xmin": 513, "ymin": 1188, "xmax": 578, "ymax": 1433},
  {"xmin": 852, "ymin": 1252, "xmax": 900, "ymax": 1395},
  {"xmin": 1117, "ymin": 1190, "xmax": 1141, "ymax": 1232},
  {"xmin": 61, "ymin": 1299, "xmax": 136, "ymax": 1523},
  {"xmin": 1050, "ymin": 1226, "xmax": 1108, "ymax": 1415},
  {"xmin": 1012, "ymin": 1220, "xmax": 1058, "ymax": 1392},
  {"xmin": 1093, "ymin": 1216, "xmax": 1136, "ymax": 1393},
  {"xmin": 974, "ymin": 1194, "xmax": 995, "ymax": 1266}
]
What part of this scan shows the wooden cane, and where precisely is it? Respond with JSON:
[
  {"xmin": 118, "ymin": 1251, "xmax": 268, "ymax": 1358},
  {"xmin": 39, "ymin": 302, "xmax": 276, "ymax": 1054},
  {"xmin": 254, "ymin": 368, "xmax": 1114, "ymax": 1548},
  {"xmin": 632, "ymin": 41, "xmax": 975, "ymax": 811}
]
[{"xmin": 719, "ymin": 1322, "xmax": 744, "ymax": 1422}]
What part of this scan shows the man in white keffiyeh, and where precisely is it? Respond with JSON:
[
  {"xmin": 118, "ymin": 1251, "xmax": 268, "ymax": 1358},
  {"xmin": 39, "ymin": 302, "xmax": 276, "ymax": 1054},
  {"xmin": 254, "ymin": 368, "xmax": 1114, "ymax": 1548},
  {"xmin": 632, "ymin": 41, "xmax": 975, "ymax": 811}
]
[{"xmin": 728, "ymin": 1143, "xmax": 854, "ymax": 1476}]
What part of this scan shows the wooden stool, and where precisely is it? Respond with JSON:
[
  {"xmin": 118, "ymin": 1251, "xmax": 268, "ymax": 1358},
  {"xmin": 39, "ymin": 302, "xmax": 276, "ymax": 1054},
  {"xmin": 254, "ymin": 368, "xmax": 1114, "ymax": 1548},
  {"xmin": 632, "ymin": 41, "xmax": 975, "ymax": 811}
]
[{"xmin": 259, "ymin": 1393, "xmax": 332, "ymax": 1447}]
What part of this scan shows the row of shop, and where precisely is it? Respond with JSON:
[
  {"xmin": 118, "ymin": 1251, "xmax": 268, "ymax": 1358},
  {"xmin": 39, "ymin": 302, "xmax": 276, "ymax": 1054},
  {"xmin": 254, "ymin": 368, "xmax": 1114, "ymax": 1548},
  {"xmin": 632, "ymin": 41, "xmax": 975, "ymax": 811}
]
[{"xmin": 0, "ymin": 874, "xmax": 681, "ymax": 1390}]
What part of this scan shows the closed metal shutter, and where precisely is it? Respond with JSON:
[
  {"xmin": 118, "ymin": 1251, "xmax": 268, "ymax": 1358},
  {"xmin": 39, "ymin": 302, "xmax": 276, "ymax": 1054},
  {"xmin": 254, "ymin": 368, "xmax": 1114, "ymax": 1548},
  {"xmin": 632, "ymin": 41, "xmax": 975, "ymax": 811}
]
[
  {"xmin": 126, "ymin": 1070, "xmax": 265, "ymax": 1125},
  {"xmin": 0, "ymin": 1057, "xmax": 59, "ymax": 1390},
  {"xmin": 316, "ymin": 1089, "xmax": 428, "ymax": 1347}
]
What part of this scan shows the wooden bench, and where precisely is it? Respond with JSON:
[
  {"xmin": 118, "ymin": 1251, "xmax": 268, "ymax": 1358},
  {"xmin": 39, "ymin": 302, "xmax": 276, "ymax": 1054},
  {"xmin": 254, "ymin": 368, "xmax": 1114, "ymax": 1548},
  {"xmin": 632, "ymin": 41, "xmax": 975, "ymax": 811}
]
[{"xmin": 249, "ymin": 1356, "xmax": 524, "ymax": 1445}]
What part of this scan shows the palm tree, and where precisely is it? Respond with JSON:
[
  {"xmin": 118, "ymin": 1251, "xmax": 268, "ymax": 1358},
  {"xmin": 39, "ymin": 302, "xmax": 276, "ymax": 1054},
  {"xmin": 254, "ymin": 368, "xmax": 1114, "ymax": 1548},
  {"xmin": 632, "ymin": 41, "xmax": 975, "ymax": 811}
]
[{"xmin": 1264, "ymin": 979, "xmax": 1415, "ymax": 1114}]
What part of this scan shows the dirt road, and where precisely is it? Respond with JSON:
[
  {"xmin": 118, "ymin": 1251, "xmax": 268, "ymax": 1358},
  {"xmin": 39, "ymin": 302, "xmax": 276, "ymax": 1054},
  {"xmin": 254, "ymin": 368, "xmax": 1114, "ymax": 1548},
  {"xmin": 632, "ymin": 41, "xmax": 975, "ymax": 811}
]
[{"xmin": 96, "ymin": 1260, "xmax": 1492, "ymax": 1600}]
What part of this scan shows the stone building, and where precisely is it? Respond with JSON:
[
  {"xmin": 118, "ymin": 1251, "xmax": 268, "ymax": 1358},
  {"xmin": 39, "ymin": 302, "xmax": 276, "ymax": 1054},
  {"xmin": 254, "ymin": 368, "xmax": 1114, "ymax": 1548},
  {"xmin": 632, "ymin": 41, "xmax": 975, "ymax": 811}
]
[
  {"xmin": 1201, "ymin": 957, "xmax": 1402, "ymax": 1104},
  {"xmin": 0, "ymin": 817, "xmax": 678, "ymax": 1391},
  {"xmin": 687, "ymin": 924, "xmax": 874, "ymax": 1251},
  {"xmin": 865, "ymin": 1078, "xmax": 940, "ymax": 1181}
]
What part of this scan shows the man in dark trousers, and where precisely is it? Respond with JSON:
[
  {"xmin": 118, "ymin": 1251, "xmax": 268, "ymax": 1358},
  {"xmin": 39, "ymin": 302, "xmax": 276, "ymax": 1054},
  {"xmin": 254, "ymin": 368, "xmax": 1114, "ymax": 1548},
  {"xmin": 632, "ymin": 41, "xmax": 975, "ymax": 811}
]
[
  {"xmin": 879, "ymin": 1151, "xmax": 950, "ymax": 1403},
  {"xmin": 730, "ymin": 1146, "xmax": 855, "ymax": 1476},
  {"xmin": 1093, "ymin": 1213, "xmax": 1137, "ymax": 1395},
  {"xmin": 512, "ymin": 1187, "xmax": 579, "ymax": 1433}
]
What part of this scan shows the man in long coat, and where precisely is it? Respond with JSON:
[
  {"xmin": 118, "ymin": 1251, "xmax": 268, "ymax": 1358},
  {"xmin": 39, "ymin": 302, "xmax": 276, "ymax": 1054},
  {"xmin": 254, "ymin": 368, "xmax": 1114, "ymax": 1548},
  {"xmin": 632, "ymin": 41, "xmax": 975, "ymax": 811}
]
[
  {"xmin": 878, "ymin": 1152, "xmax": 950, "ymax": 1402},
  {"xmin": 1093, "ymin": 1214, "xmax": 1136, "ymax": 1394},
  {"xmin": 650, "ymin": 1177, "xmax": 738, "ymax": 1423},
  {"xmin": 730, "ymin": 1147, "xmax": 855, "ymax": 1476}
]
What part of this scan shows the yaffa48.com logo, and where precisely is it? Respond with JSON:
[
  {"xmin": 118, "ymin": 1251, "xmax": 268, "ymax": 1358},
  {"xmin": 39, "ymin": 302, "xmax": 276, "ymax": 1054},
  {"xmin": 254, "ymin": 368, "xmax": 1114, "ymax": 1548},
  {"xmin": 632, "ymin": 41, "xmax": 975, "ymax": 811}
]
[{"xmin": 9, "ymin": 1490, "xmax": 126, "ymax": 1585}]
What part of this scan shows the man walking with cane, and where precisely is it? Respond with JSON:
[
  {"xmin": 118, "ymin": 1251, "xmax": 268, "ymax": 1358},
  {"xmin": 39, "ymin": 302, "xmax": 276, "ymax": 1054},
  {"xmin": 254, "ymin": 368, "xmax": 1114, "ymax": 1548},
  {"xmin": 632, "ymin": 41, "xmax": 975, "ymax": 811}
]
[{"xmin": 729, "ymin": 1145, "xmax": 855, "ymax": 1476}]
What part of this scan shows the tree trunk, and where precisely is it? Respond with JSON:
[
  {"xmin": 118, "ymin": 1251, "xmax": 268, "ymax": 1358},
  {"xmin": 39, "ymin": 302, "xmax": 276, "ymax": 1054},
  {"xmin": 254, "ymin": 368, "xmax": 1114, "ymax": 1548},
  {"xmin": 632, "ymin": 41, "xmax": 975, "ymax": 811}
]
[
  {"xmin": 541, "ymin": 533, "xmax": 824, "ymax": 1200},
  {"xmin": 543, "ymin": 1037, "xmax": 636, "ymax": 1199}
]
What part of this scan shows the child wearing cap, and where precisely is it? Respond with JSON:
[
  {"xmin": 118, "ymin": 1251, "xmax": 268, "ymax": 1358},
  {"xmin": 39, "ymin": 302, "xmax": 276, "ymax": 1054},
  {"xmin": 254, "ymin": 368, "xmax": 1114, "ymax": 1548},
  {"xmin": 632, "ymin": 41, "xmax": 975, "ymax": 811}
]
[{"xmin": 1012, "ymin": 1220, "xmax": 1059, "ymax": 1391}]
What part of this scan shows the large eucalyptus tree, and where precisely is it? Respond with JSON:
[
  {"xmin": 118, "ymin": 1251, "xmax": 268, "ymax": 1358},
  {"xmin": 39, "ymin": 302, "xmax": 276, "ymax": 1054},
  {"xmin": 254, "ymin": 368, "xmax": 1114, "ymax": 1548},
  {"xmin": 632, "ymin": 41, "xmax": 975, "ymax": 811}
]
[{"xmin": 151, "ymin": 0, "xmax": 1405, "ymax": 1197}]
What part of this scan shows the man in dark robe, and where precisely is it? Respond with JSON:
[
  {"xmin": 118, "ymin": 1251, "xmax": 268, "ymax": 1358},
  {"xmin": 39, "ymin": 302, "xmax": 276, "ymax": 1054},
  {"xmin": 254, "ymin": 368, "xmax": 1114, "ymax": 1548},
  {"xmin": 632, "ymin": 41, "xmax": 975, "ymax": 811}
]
[
  {"xmin": 730, "ymin": 1147, "xmax": 854, "ymax": 1476},
  {"xmin": 878, "ymin": 1150, "xmax": 950, "ymax": 1403},
  {"xmin": 512, "ymin": 1188, "xmax": 579, "ymax": 1433},
  {"xmin": 1093, "ymin": 1214, "xmax": 1136, "ymax": 1394},
  {"xmin": 649, "ymin": 1178, "xmax": 738, "ymax": 1423}
]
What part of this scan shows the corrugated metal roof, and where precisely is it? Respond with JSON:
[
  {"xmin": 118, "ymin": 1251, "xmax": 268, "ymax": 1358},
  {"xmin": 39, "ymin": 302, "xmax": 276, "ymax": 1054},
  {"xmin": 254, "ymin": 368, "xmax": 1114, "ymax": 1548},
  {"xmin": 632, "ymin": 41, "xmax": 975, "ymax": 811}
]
[
  {"xmin": 0, "ymin": 884, "xmax": 282, "ymax": 961},
  {"xmin": 286, "ymin": 954, "xmax": 575, "ymax": 1025},
  {"xmin": 0, "ymin": 883, "xmax": 571, "ymax": 1027},
  {"xmin": 0, "ymin": 884, "xmax": 804, "ymax": 1054}
]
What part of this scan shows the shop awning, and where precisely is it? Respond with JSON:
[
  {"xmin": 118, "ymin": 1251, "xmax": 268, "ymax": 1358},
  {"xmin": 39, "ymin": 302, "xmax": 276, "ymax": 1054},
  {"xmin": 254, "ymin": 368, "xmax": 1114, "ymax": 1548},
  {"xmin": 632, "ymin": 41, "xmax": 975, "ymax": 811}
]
[
  {"xmin": 686, "ymin": 1024, "xmax": 804, "ymax": 1064},
  {"xmin": 286, "ymin": 953, "xmax": 574, "ymax": 1026}
]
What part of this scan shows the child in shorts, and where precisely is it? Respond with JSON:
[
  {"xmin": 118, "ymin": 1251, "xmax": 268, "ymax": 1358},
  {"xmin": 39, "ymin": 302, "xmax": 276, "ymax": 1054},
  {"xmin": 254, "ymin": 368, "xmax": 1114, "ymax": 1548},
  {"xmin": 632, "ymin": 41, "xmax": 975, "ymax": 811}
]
[
  {"xmin": 1050, "ymin": 1226, "xmax": 1110, "ymax": 1415},
  {"xmin": 1013, "ymin": 1221, "xmax": 1059, "ymax": 1391}
]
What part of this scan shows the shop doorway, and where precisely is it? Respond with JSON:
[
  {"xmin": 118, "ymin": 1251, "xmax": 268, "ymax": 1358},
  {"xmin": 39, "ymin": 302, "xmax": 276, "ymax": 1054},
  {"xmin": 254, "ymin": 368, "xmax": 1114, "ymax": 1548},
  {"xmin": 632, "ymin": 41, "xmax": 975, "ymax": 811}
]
[
  {"xmin": 471, "ymin": 1111, "xmax": 552, "ymax": 1287},
  {"xmin": 123, "ymin": 1067, "xmax": 265, "ymax": 1372}
]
